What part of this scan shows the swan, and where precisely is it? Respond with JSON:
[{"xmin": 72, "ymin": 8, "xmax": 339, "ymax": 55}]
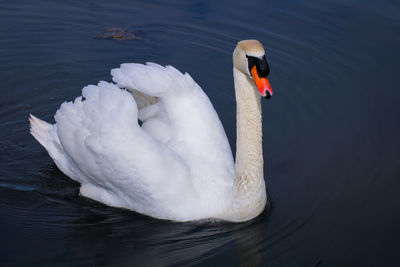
[{"xmin": 29, "ymin": 39, "xmax": 274, "ymax": 222}]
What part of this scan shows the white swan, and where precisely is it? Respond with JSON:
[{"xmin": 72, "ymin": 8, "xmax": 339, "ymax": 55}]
[{"xmin": 29, "ymin": 40, "xmax": 273, "ymax": 222}]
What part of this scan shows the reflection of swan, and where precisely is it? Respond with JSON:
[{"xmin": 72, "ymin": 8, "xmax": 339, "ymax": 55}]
[
  {"xmin": 29, "ymin": 40, "xmax": 273, "ymax": 222},
  {"xmin": 67, "ymin": 207, "xmax": 269, "ymax": 266}
]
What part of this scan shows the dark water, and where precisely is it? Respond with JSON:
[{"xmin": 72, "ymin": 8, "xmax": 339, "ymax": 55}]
[{"xmin": 1, "ymin": 0, "xmax": 399, "ymax": 266}]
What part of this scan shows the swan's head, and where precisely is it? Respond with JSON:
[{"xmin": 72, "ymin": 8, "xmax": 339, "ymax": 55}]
[{"xmin": 233, "ymin": 40, "xmax": 273, "ymax": 99}]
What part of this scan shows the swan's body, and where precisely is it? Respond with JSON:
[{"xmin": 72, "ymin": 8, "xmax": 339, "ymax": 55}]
[{"xmin": 30, "ymin": 40, "xmax": 273, "ymax": 222}]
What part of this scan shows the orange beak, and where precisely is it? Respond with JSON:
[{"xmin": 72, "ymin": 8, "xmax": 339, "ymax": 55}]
[{"xmin": 251, "ymin": 66, "xmax": 273, "ymax": 99}]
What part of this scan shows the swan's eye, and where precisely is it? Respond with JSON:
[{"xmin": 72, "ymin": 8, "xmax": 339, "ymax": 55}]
[
  {"xmin": 246, "ymin": 55, "xmax": 270, "ymax": 78},
  {"xmin": 246, "ymin": 54, "xmax": 273, "ymax": 98}
]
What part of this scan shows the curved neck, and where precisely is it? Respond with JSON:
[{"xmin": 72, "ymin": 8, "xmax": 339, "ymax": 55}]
[
  {"xmin": 228, "ymin": 68, "xmax": 266, "ymax": 222},
  {"xmin": 234, "ymin": 68, "xmax": 263, "ymax": 177}
]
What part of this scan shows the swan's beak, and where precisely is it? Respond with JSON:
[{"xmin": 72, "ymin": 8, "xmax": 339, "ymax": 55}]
[{"xmin": 251, "ymin": 66, "xmax": 273, "ymax": 99}]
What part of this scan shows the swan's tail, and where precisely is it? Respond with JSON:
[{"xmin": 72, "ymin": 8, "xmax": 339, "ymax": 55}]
[
  {"xmin": 29, "ymin": 114, "xmax": 54, "ymax": 149},
  {"xmin": 29, "ymin": 114, "xmax": 81, "ymax": 182}
]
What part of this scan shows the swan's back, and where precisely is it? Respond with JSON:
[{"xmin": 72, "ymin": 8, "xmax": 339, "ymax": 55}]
[{"xmin": 31, "ymin": 63, "xmax": 235, "ymax": 221}]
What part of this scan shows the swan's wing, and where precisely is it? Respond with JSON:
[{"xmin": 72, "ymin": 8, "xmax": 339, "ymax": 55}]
[
  {"xmin": 130, "ymin": 89, "xmax": 159, "ymax": 110},
  {"xmin": 54, "ymin": 81, "xmax": 195, "ymax": 220},
  {"xmin": 111, "ymin": 63, "xmax": 235, "ymax": 206},
  {"xmin": 111, "ymin": 62, "xmax": 195, "ymax": 97}
]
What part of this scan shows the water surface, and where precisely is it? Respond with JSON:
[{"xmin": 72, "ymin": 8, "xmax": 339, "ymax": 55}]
[{"xmin": 1, "ymin": 0, "xmax": 399, "ymax": 266}]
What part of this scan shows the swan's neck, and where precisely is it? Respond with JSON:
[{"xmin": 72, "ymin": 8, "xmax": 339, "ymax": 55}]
[{"xmin": 227, "ymin": 68, "xmax": 266, "ymax": 222}]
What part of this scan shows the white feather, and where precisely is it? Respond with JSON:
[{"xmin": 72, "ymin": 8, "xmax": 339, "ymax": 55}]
[{"xmin": 31, "ymin": 64, "xmax": 234, "ymax": 221}]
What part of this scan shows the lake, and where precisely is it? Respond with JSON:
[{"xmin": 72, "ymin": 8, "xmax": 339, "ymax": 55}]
[{"xmin": 0, "ymin": 0, "xmax": 399, "ymax": 266}]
